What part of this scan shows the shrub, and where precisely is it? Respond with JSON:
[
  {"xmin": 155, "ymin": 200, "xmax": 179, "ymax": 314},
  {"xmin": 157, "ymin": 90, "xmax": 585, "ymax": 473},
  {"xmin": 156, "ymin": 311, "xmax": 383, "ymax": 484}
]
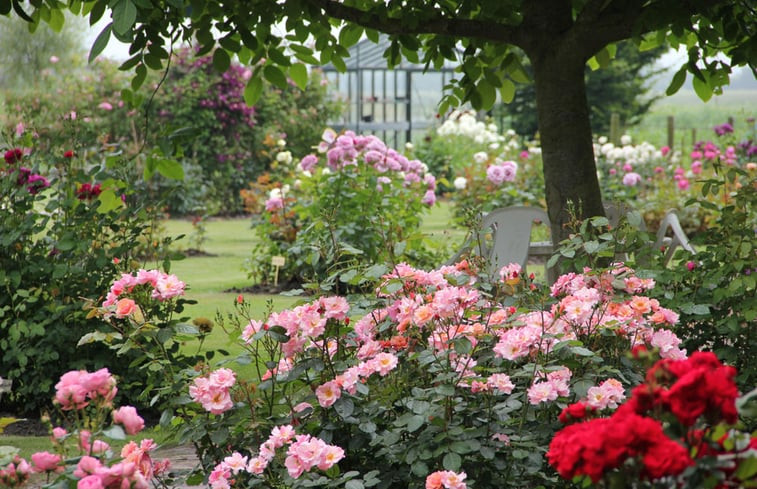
[
  {"xmin": 0, "ymin": 132, "xmax": 162, "ymax": 416},
  {"xmin": 150, "ymin": 50, "xmax": 341, "ymax": 215},
  {"xmin": 247, "ymin": 130, "xmax": 440, "ymax": 292},
  {"xmin": 549, "ymin": 351, "xmax": 757, "ymax": 488},
  {"xmin": 169, "ymin": 260, "xmax": 687, "ymax": 488}
]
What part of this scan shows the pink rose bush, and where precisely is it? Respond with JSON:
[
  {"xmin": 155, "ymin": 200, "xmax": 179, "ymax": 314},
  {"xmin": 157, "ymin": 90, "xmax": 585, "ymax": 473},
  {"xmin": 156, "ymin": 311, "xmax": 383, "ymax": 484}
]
[
  {"xmin": 0, "ymin": 370, "xmax": 171, "ymax": 489},
  {"xmin": 247, "ymin": 129, "xmax": 440, "ymax": 291},
  {"xmin": 178, "ymin": 259, "xmax": 692, "ymax": 488}
]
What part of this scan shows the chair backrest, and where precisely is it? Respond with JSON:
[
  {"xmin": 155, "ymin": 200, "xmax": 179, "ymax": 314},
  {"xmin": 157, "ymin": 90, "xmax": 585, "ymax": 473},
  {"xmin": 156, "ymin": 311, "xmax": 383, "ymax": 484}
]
[
  {"xmin": 603, "ymin": 202, "xmax": 647, "ymax": 231},
  {"xmin": 654, "ymin": 210, "xmax": 696, "ymax": 266},
  {"xmin": 475, "ymin": 206, "xmax": 550, "ymax": 276}
]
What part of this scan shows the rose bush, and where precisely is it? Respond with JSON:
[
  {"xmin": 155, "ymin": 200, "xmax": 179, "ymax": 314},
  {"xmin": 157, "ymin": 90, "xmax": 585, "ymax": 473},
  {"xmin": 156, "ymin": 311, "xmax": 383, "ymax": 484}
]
[
  {"xmin": 0, "ymin": 129, "xmax": 169, "ymax": 416},
  {"xmin": 247, "ymin": 129, "xmax": 441, "ymax": 292},
  {"xmin": 168, "ymin": 260, "xmax": 690, "ymax": 488},
  {"xmin": 548, "ymin": 351, "xmax": 757, "ymax": 488},
  {"xmin": 0, "ymin": 369, "xmax": 174, "ymax": 489}
]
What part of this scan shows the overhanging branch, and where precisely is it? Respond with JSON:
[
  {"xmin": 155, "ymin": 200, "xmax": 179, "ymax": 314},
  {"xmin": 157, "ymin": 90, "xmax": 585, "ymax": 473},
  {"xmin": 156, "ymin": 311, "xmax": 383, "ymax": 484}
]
[{"xmin": 306, "ymin": 0, "xmax": 525, "ymax": 47}]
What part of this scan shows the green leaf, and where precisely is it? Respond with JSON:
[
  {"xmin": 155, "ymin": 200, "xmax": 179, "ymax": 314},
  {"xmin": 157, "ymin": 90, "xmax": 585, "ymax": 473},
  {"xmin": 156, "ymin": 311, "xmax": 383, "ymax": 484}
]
[
  {"xmin": 345, "ymin": 481, "xmax": 364, "ymax": 489},
  {"xmin": 499, "ymin": 78, "xmax": 515, "ymax": 104},
  {"xmin": 244, "ymin": 75, "xmax": 263, "ymax": 106},
  {"xmin": 733, "ymin": 456, "xmax": 757, "ymax": 481},
  {"xmin": 339, "ymin": 25, "xmax": 363, "ymax": 47},
  {"xmin": 442, "ymin": 452, "xmax": 462, "ymax": 471},
  {"xmin": 96, "ymin": 190, "xmax": 124, "ymax": 214},
  {"xmin": 334, "ymin": 397, "xmax": 354, "ymax": 419},
  {"xmin": 289, "ymin": 63, "xmax": 308, "ymax": 90},
  {"xmin": 666, "ymin": 67, "xmax": 687, "ymax": 96},
  {"xmin": 48, "ymin": 8, "xmax": 65, "ymax": 32},
  {"xmin": 88, "ymin": 22, "xmax": 112, "ymax": 63},
  {"xmin": 156, "ymin": 158, "xmax": 184, "ymax": 180},
  {"xmin": 112, "ymin": 0, "xmax": 137, "ymax": 36},
  {"xmin": 406, "ymin": 415, "xmax": 424, "ymax": 432},
  {"xmin": 571, "ymin": 346, "xmax": 595, "ymax": 356},
  {"xmin": 263, "ymin": 64, "xmax": 288, "ymax": 89},
  {"xmin": 212, "ymin": 48, "xmax": 231, "ymax": 72},
  {"xmin": 131, "ymin": 64, "xmax": 147, "ymax": 90},
  {"xmin": 692, "ymin": 75, "xmax": 713, "ymax": 102},
  {"xmin": 477, "ymin": 79, "xmax": 496, "ymax": 109}
]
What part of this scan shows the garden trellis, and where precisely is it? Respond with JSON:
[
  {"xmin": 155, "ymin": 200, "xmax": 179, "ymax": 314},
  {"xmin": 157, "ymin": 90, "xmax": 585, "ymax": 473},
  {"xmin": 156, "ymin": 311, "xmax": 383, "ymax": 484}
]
[{"xmin": 323, "ymin": 36, "xmax": 456, "ymax": 146}]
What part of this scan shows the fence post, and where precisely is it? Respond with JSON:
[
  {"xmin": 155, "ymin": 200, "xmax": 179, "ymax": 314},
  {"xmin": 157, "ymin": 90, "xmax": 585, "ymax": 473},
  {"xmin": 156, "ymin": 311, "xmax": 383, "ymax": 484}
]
[
  {"xmin": 667, "ymin": 116, "xmax": 675, "ymax": 150},
  {"xmin": 691, "ymin": 128, "xmax": 697, "ymax": 147},
  {"xmin": 610, "ymin": 113, "xmax": 621, "ymax": 145}
]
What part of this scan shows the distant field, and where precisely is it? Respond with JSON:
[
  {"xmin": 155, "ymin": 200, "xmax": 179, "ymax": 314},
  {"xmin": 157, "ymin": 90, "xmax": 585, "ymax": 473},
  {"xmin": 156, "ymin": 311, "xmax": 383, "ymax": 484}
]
[{"xmin": 630, "ymin": 89, "xmax": 757, "ymax": 148}]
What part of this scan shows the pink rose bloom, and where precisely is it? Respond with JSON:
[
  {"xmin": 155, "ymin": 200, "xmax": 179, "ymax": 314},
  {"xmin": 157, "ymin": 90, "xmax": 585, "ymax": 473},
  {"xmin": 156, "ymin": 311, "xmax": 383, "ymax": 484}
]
[
  {"xmin": 486, "ymin": 164, "xmax": 506, "ymax": 185},
  {"xmin": 113, "ymin": 406, "xmax": 145, "ymax": 435},
  {"xmin": 299, "ymin": 154, "xmax": 318, "ymax": 172},
  {"xmin": 209, "ymin": 368, "xmax": 236, "ymax": 389},
  {"xmin": 74, "ymin": 456, "xmax": 103, "ymax": 478},
  {"xmin": 52, "ymin": 427, "xmax": 67, "ymax": 440},
  {"xmin": 315, "ymin": 380, "xmax": 341, "ymax": 408},
  {"xmin": 98, "ymin": 102, "xmax": 113, "ymax": 111},
  {"xmin": 661, "ymin": 146, "xmax": 670, "ymax": 156},
  {"xmin": 152, "ymin": 273, "xmax": 185, "ymax": 300},
  {"xmin": 421, "ymin": 189, "xmax": 436, "ymax": 206},
  {"xmin": 135, "ymin": 269, "xmax": 160, "ymax": 287},
  {"xmin": 31, "ymin": 452, "xmax": 62, "ymax": 473},
  {"xmin": 622, "ymin": 172, "xmax": 642, "ymax": 186},
  {"xmin": 77, "ymin": 475, "xmax": 104, "ymax": 489},
  {"xmin": 691, "ymin": 160, "xmax": 703, "ymax": 174},
  {"xmin": 316, "ymin": 445, "xmax": 344, "ymax": 470},
  {"xmin": 677, "ymin": 178, "xmax": 690, "ymax": 190},
  {"xmin": 527, "ymin": 381, "xmax": 558, "ymax": 405},
  {"xmin": 115, "ymin": 298, "xmax": 137, "ymax": 318},
  {"xmin": 487, "ymin": 373, "xmax": 514, "ymax": 394},
  {"xmin": 501, "ymin": 160, "xmax": 518, "ymax": 181},
  {"xmin": 265, "ymin": 196, "xmax": 284, "ymax": 211}
]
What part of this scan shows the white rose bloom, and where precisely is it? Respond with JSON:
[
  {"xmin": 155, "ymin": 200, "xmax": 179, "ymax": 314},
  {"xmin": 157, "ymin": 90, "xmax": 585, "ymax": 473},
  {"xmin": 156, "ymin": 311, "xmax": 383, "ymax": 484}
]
[
  {"xmin": 620, "ymin": 134, "xmax": 632, "ymax": 146},
  {"xmin": 505, "ymin": 129, "xmax": 516, "ymax": 137},
  {"xmin": 529, "ymin": 146, "xmax": 542, "ymax": 155},
  {"xmin": 269, "ymin": 188, "xmax": 282, "ymax": 199},
  {"xmin": 302, "ymin": 170, "xmax": 312, "ymax": 178},
  {"xmin": 598, "ymin": 136, "xmax": 608, "ymax": 144},
  {"xmin": 276, "ymin": 139, "xmax": 286, "ymax": 147},
  {"xmin": 322, "ymin": 168, "xmax": 332, "ymax": 175},
  {"xmin": 473, "ymin": 151, "xmax": 488, "ymax": 164},
  {"xmin": 294, "ymin": 179, "xmax": 302, "ymax": 189},
  {"xmin": 276, "ymin": 151, "xmax": 293, "ymax": 164},
  {"xmin": 488, "ymin": 142, "xmax": 500, "ymax": 150},
  {"xmin": 454, "ymin": 177, "xmax": 467, "ymax": 190},
  {"xmin": 282, "ymin": 184, "xmax": 291, "ymax": 195},
  {"xmin": 405, "ymin": 142, "xmax": 414, "ymax": 151}
]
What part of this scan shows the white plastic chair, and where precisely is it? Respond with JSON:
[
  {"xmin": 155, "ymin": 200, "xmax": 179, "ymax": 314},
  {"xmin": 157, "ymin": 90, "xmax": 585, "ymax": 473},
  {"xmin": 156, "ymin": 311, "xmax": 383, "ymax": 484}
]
[
  {"xmin": 653, "ymin": 210, "xmax": 696, "ymax": 266},
  {"xmin": 447, "ymin": 206, "xmax": 551, "ymax": 278}
]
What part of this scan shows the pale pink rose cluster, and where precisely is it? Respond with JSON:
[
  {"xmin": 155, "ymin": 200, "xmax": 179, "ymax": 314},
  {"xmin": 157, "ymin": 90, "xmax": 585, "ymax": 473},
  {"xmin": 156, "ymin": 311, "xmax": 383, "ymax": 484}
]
[
  {"xmin": 528, "ymin": 368, "xmax": 572, "ymax": 405},
  {"xmin": 485, "ymin": 159, "xmax": 517, "ymax": 185},
  {"xmin": 70, "ymin": 438, "xmax": 165, "ymax": 489},
  {"xmin": 296, "ymin": 129, "xmax": 437, "ymax": 205},
  {"xmin": 0, "ymin": 456, "xmax": 31, "ymax": 487},
  {"xmin": 189, "ymin": 368, "xmax": 236, "ymax": 414},
  {"xmin": 54, "ymin": 368, "xmax": 117, "ymax": 411},
  {"xmin": 315, "ymin": 351, "xmax": 399, "ymax": 407},
  {"xmin": 499, "ymin": 264, "xmax": 685, "ymax": 360},
  {"xmin": 585, "ymin": 378, "xmax": 626, "ymax": 410},
  {"xmin": 102, "ymin": 269, "xmax": 185, "ymax": 309},
  {"xmin": 246, "ymin": 296, "xmax": 350, "ymax": 379},
  {"xmin": 209, "ymin": 426, "xmax": 344, "ymax": 488},
  {"xmin": 425, "ymin": 470, "xmax": 468, "ymax": 489},
  {"xmin": 112, "ymin": 405, "xmax": 145, "ymax": 435}
]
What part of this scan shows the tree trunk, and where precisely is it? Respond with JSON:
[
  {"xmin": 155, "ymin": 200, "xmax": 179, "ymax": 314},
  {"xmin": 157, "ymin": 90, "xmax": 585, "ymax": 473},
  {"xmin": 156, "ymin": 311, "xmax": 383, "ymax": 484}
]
[{"xmin": 530, "ymin": 50, "xmax": 605, "ymax": 244}]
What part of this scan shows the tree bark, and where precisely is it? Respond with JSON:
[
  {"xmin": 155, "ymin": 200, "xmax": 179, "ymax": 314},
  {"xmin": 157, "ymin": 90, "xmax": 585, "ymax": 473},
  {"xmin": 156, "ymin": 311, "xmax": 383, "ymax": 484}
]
[{"xmin": 530, "ymin": 49, "xmax": 605, "ymax": 244}]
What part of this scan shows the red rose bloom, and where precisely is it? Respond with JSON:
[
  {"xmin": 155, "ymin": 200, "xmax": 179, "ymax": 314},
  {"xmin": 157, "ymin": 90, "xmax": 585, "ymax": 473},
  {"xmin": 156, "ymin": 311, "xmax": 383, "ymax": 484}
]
[
  {"xmin": 64, "ymin": 150, "xmax": 75, "ymax": 158},
  {"xmin": 4, "ymin": 148, "xmax": 23, "ymax": 164}
]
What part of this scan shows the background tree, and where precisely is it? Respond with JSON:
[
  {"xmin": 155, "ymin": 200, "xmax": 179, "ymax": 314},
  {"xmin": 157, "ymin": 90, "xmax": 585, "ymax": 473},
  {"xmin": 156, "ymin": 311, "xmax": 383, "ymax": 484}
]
[
  {"xmin": 0, "ymin": 13, "xmax": 85, "ymax": 92},
  {"xmin": 4, "ymin": 0, "xmax": 755, "ymax": 241},
  {"xmin": 504, "ymin": 40, "xmax": 666, "ymax": 138}
]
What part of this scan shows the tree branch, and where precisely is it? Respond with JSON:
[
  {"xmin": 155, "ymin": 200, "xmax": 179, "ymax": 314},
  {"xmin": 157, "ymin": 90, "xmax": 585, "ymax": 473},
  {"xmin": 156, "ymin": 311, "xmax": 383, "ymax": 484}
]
[{"xmin": 306, "ymin": 0, "xmax": 526, "ymax": 47}]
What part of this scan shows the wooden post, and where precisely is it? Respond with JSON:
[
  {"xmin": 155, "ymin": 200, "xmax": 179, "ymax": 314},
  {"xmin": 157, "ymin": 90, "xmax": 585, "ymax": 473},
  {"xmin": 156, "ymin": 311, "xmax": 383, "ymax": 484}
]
[
  {"xmin": 691, "ymin": 128, "xmax": 697, "ymax": 146},
  {"xmin": 610, "ymin": 113, "xmax": 621, "ymax": 145},
  {"xmin": 667, "ymin": 116, "xmax": 675, "ymax": 150},
  {"xmin": 728, "ymin": 116, "xmax": 734, "ymax": 127}
]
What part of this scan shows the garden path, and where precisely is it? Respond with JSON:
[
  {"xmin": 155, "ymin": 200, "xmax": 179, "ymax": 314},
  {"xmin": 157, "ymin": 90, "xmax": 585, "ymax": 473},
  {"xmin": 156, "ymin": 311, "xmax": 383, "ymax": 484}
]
[{"xmin": 153, "ymin": 444, "xmax": 203, "ymax": 488}]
